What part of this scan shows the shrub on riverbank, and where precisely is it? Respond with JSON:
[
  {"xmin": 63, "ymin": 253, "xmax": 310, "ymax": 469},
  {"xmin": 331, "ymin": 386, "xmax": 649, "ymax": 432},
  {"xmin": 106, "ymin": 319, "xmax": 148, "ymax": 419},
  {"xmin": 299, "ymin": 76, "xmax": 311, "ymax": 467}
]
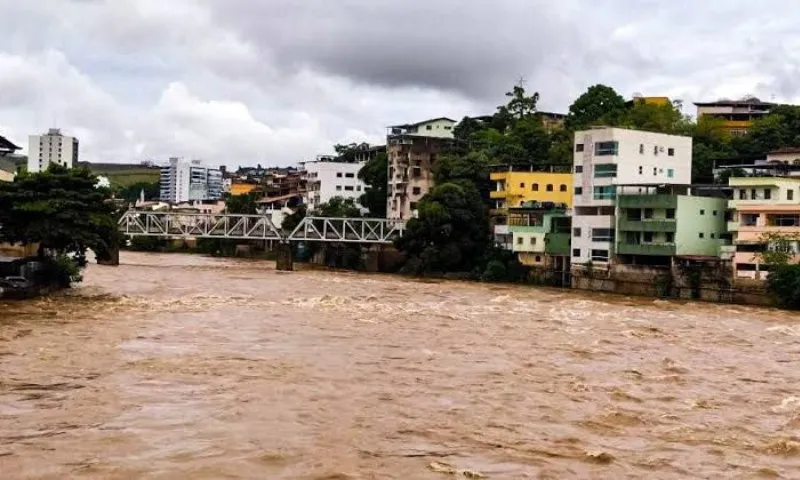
[
  {"xmin": 34, "ymin": 255, "xmax": 84, "ymax": 288},
  {"xmin": 765, "ymin": 265, "xmax": 800, "ymax": 310}
]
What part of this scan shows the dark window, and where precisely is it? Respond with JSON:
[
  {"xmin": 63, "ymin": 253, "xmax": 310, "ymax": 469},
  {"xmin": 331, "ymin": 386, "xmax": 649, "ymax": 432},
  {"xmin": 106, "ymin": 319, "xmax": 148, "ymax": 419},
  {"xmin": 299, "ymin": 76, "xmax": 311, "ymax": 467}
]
[
  {"xmin": 668, "ymin": 148, "xmax": 675, "ymax": 156},
  {"xmin": 653, "ymin": 167, "xmax": 657, "ymax": 175},
  {"xmin": 638, "ymin": 166, "xmax": 643, "ymax": 175},
  {"xmin": 788, "ymin": 189, "xmax": 795, "ymax": 201},
  {"xmin": 666, "ymin": 208, "xmax": 675, "ymax": 219},
  {"xmin": 560, "ymin": 184, "xmax": 567, "ymax": 192},
  {"xmin": 336, "ymin": 186, "xmax": 342, "ymax": 191},
  {"xmin": 700, "ymin": 209, "xmax": 705, "ymax": 215},
  {"xmin": 546, "ymin": 184, "xmax": 554, "ymax": 192},
  {"xmin": 520, "ymin": 183, "xmax": 525, "ymax": 188},
  {"xmin": 344, "ymin": 186, "xmax": 354, "ymax": 191},
  {"xmin": 699, "ymin": 233, "xmax": 705, "ymax": 239},
  {"xmin": 575, "ymin": 165, "xmax": 583, "ymax": 173},
  {"xmin": 535, "ymin": 256, "xmax": 542, "ymax": 262},
  {"xmin": 412, "ymin": 187, "xmax": 421, "ymax": 195},
  {"xmin": 653, "ymin": 145, "xmax": 659, "ymax": 155},
  {"xmin": 739, "ymin": 189, "xmax": 747, "ymax": 200},
  {"xmin": 594, "ymin": 141, "xmax": 618, "ymax": 156},
  {"xmin": 572, "ymin": 248, "xmax": 581, "ymax": 258},
  {"xmin": 345, "ymin": 173, "xmax": 355, "ymax": 178},
  {"xmin": 575, "ymin": 187, "xmax": 583, "ymax": 195},
  {"xmin": 711, "ymin": 233, "xmax": 716, "ymax": 239},
  {"xmin": 639, "ymin": 144, "xmax": 644, "ymax": 154},
  {"xmin": 751, "ymin": 189, "xmax": 757, "ymax": 200},
  {"xmin": 576, "ymin": 144, "xmax": 584, "ymax": 152},
  {"xmin": 666, "ymin": 232, "xmax": 675, "ymax": 243},
  {"xmin": 573, "ymin": 228, "xmax": 582, "ymax": 237},
  {"xmin": 594, "ymin": 164, "xmax": 618, "ymax": 178},
  {"xmin": 592, "ymin": 228, "xmax": 615, "ymax": 242},
  {"xmin": 643, "ymin": 232, "xmax": 654, "ymax": 242},
  {"xmin": 412, "ymin": 167, "xmax": 422, "ymax": 178},
  {"xmin": 764, "ymin": 189, "xmax": 772, "ymax": 200},
  {"xmin": 591, "ymin": 249, "xmax": 610, "ymax": 262},
  {"xmin": 644, "ymin": 208, "xmax": 654, "ymax": 219},
  {"xmin": 532, "ymin": 183, "xmax": 539, "ymax": 191},
  {"xmin": 712, "ymin": 210, "xmax": 718, "ymax": 216},
  {"xmin": 336, "ymin": 172, "xmax": 343, "ymax": 178},
  {"xmin": 426, "ymin": 125, "xmax": 432, "ymax": 130}
]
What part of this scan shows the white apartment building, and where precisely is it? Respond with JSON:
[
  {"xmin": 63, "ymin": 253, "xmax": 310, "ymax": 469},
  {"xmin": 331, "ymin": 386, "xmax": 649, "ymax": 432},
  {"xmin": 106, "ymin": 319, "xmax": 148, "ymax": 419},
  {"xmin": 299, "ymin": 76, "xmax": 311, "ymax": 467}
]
[
  {"xmin": 159, "ymin": 157, "xmax": 223, "ymax": 203},
  {"xmin": 28, "ymin": 128, "xmax": 79, "ymax": 173},
  {"xmin": 302, "ymin": 157, "xmax": 367, "ymax": 212},
  {"xmin": 571, "ymin": 127, "xmax": 692, "ymax": 265}
]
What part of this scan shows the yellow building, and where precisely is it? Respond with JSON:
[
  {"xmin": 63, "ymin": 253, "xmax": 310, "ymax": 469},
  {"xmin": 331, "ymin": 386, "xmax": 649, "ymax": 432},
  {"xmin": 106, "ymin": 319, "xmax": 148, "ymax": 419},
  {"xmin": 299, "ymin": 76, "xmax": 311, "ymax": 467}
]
[
  {"xmin": 490, "ymin": 169, "xmax": 573, "ymax": 210},
  {"xmin": 628, "ymin": 95, "xmax": 671, "ymax": 107},
  {"xmin": 230, "ymin": 182, "xmax": 258, "ymax": 196},
  {"xmin": 694, "ymin": 97, "xmax": 775, "ymax": 136}
]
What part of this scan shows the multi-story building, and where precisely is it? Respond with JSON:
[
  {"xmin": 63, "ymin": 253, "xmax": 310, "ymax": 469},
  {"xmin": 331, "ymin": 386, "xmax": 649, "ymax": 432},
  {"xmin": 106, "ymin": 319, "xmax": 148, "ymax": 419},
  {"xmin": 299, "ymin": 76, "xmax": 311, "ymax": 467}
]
[
  {"xmin": 615, "ymin": 185, "xmax": 728, "ymax": 265},
  {"xmin": 353, "ymin": 144, "xmax": 387, "ymax": 163},
  {"xmin": 0, "ymin": 134, "xmax": 20, "ymax": 182},
  {"xmin": 27, "ymin": 128, "xmax": 79, "ymax": 173},
  {"xmin": 387, "ymin": 117, "xmax": 456, "ymax": 220},
  {"xmin": 727, "ymin": 176, "xmax": 800, "ymax": 278},
  {"xmin": 507, "ymin": 203, "xmax": 571, "ymax": 272},
  {"xmin": 302, "ymin": 158, "xmax": 367, "ymax": 212},
  {"xmin": 694, "ymin": 97, "xmax": 775, "ymax": 136},
  {"xmin": 571, "ymin": 127, "xmax": 692, "ymax": 266},
  {"xmin": 159, "ymin": 157, "xmax": 223, "ymax": 203}
]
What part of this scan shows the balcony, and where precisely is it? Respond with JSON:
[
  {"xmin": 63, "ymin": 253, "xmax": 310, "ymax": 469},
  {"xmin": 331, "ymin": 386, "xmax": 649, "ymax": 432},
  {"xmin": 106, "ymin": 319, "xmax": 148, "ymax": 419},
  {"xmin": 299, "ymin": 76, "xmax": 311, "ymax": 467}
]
[
  {"xmin": 618, "ymin": 219, "xmax": 677, "ymax": 233},
  {"xmin": 617, "ymin": 242, "xmax": 676, "ymax": 256},
  {"xmin": 490, "ymin": 190, "xmax": 507, "ymax": 199},
  {"xmin": 617, "ymin": 194, "xmax": 677, "ymax": 209}
]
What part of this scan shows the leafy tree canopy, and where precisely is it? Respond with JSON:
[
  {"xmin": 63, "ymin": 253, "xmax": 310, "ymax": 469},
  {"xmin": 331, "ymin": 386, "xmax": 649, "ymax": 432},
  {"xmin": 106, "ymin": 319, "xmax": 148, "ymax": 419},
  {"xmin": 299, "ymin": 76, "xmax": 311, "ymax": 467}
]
[
  {"xmin": 314, "ymin": 196, "xmax": 362, "ymax": 218},
  {"xmin": 225, "ymin": 192, "xmax": 259, "ymax": 214},
  {"xmin": 357, "ymin": 152, "xmax": 388, "ymax": 217},
  {"xmin": 566, "ymin": 84, "xmax": 627, "ymax": 130}
]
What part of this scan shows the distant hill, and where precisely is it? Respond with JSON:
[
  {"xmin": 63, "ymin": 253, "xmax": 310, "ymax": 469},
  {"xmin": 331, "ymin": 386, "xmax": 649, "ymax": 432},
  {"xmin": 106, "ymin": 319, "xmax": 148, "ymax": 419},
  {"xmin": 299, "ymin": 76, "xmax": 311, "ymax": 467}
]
[{"xmin": 77, "ymin": 162, "xmax": 161, "ymax": 188}]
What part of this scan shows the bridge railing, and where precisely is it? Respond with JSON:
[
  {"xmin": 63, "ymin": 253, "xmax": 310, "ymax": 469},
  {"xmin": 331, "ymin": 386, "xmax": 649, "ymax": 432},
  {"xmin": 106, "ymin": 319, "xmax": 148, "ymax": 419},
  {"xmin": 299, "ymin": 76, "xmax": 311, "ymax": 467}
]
[{"xmin": 288, "ymin": 217, "xmax": 405, "ymax": 244}]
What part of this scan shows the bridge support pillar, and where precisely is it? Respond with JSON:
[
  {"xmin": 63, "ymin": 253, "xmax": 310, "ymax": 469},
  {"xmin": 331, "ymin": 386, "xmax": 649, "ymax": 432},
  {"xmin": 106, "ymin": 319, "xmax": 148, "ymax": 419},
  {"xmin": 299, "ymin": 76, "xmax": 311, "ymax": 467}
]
[
  {"xmin": 362, "ymin": 245, "xmax": 380, "ymax": 273},
  {"xmin": 276, "ymin": 243, "xmax": 293, "ymax": 271}
]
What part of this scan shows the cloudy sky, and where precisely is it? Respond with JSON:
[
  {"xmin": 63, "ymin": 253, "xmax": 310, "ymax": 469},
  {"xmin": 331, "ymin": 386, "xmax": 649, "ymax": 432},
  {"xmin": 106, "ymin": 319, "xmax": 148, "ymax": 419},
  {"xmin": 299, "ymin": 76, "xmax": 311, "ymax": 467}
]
[{"xmin": 1, "ymin": 0, "xmax": 798, "ymax": 167}]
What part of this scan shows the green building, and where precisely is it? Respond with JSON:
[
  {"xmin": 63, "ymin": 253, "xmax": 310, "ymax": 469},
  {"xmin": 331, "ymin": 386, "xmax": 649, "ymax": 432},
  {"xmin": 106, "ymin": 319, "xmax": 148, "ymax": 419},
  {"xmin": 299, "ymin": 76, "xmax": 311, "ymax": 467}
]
[
  {"xmin": 615, "ymin": 185, "xmax": 729, "ymax": 265},
  {"xmin": 507, "ymin": 202, "xmax": 571, "ymax": 268}
]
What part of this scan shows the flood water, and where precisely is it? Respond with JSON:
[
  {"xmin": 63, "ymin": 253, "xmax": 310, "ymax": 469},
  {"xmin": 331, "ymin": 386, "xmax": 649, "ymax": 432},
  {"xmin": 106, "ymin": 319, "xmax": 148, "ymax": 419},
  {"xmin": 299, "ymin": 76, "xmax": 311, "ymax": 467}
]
[{"xmin": 1, "ymin": 252, "xmax": 799, "ymax": 479}]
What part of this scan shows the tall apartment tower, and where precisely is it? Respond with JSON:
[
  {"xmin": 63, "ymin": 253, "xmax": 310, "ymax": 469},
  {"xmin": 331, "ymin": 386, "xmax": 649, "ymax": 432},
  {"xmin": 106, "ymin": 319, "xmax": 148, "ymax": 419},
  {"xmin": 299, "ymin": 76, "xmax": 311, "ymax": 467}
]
[
  {"xmin": 386, "ymin": 117, "xmax": 456, "ymax": 220},
  {"xmin": 159, "ymin": 157, "xmax": 223, "ymax": 203},
  {"xmin": 28, "ymin": 128, "xmax": 79, "ymax": 173},
  {"xmin": 571, "ymin": 127, "xmax": 692, "ymax": 266}
]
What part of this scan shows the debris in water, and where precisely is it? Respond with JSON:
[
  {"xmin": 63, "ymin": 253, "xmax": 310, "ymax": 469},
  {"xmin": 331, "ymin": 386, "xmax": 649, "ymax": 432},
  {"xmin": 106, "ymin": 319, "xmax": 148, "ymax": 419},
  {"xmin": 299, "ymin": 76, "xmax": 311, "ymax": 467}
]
[
  {"xmin": 428, "ymin": 461, "xmax": 486, "ymax": 478},
  {"xmin": 584, "ymin": 450, "xmax": 615, "ymax": 464}
]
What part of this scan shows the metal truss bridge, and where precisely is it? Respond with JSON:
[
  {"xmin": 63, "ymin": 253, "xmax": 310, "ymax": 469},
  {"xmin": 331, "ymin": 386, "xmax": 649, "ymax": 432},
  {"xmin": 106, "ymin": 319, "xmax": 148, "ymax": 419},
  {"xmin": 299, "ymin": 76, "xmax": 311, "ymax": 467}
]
[{"xmin": 118, "ymin": 210, "xmax": 405, "ymax": 244}]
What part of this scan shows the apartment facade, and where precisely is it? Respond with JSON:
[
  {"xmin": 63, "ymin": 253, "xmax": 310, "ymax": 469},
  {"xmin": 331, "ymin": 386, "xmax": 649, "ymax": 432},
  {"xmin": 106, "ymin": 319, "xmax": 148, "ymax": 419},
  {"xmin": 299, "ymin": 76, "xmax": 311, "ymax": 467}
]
[
  {"xmin": 303, "ymin": 159, "xmax": 367, "ymax": 212},
  {"xmin": 615, "ymin": 186, "xmax": 728, "ymax": 265},
  {"xmin": 159, "ymin": 158, "xmax": 223, "ymax": 203},
  {"xmin": 28, "ymin": 128, "xmax": 79, "ymax": 173},
  {"xmin": 507, "ymin": 204, "xmax": 571, "ymax": 269},
  {"xmin": 728, "ymin": 177, "xmax": 800, "ymax": 278},
  {"xmin": 571, "ymin": 127, "xmax": 692, "ymax": 265},
  {"xmin": 387, "ymin": 117, "xmax": 456, "ymax": 220},
  {"xmin": 694, "ymin": 98, "xmax": 775, "ymax": 136},
  {"xmin": 490, "ymin": 169, "xmax": 573, "ymax": 210}
]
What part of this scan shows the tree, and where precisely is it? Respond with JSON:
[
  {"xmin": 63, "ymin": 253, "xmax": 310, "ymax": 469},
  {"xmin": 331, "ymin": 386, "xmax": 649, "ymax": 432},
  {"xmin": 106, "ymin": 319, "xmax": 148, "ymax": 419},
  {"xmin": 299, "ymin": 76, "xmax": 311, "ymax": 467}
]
[
  {"xmin": 334, "ymin": 142, "xmax": 370, "ymax": 163},
  {"xmin": 225, "ymin": 192, "xmax": 259, "ymax": 214},
  {"xmin": 499, "ymin": 84, "xmax": 539, "ymax": 120},
  {"xmin": 566, "ymin": 84, "xmax": 627, "ymax": 130},
  {"xmin": 395, "ymin": 182, "xmax": 490, "ymax": 274},
  {"xmin": 315, "ymin": 196, "xmax": 361, "ymax": 218},
  {"xmin": 281, "ymin": 205, "xmax": 307, "ymax": 233},
  {"xmin": 116, "ymin": 180, "xmax": 160, "ymax": 204},
  {"xmin": 357, "ymin": 152, "xmax": 388, "ymax": 216},
  {"xmin": 623, "ymin": 101, "xmax": 691, "ymax": 134},
  {"xmin": 433, "ymin": 151, "xmax": 493, "ymax": 196},
  {"xmin": 0, "ymin": 165, "xmax": 118, "ymax": 269}
]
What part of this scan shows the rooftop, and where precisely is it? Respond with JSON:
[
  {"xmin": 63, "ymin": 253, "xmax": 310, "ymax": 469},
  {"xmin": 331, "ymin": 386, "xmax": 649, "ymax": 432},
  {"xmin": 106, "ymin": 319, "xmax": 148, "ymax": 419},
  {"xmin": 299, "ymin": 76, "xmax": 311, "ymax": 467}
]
[
  {"xmin": 694, "ymin": 97, "xmax": 775, "ymax": 107},
  {"xmin": 388, "ymin": 117, "xmax": 457, "ymax": 129},
  {"xmin": 0, "ymin": 134, "xmax": 21, "ymax": 154}
]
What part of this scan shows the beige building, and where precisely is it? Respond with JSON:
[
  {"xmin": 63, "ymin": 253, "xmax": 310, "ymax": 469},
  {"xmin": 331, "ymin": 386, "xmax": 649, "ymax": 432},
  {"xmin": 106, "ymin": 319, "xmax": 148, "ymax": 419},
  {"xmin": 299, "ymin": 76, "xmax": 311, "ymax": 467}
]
[
  {"xmin": 386, "ymin": 117, "xmax": 456, "ymax": 220},
  {"xmin": 28, "ymin": 128, "xmax": 79, "ymax": 173}
]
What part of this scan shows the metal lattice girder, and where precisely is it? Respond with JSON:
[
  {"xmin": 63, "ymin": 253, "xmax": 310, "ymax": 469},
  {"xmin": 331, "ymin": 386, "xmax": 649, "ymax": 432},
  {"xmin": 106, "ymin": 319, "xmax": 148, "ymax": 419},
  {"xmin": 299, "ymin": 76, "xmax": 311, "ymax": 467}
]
[
  {"xmin": 118, "ymin": 210, "xmax": 284, "ymax": 241},
  {"xmin": 287, "ymin": 216, "xmax": 405, "ymax": 244}
]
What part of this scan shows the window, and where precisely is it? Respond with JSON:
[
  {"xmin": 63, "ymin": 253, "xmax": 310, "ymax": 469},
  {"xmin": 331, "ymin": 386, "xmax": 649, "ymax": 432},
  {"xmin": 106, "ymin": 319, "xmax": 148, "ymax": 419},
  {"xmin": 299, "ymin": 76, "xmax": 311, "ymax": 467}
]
[
  {"xmin": 700, "ymin": 209, "xmax": 705, "ymax": 215},
  {"xmin": 560, "ymin": 184, "xmax": 567, "ymax": 192},
  {"xmin": 638, "ymin": 166, "xmax": 643, "ymax": 175},
  {"xmin": 592, "ymin": 228, "xmax": 615, "ymax": 242},
  {"xmin": 593, "ymin": 186, "xmax": 616, "ymax": 200},
  {"xmin": 344, "ymin": 186, "xmax": 354, "ymax": 191},
  {"xmin": 639, "ymin": 144, "xmax": 644, "ymax": 154},
  {"xmin": 426, "ymin": 125, "xmax": 432, "ymax": 130},
  {"xmin": 711, "ymin": 233, "xmax": 716, "ymax": 239},
  {"xmin": 667, "ymin": 168, "xmax": 674, "ymax": 178},
  {"xmin": 644, "ymin": 208, "xmax": 654, "ymax": 219},
  {"xmin": 575, "ymin": 187, "xmax": 583, "ymax": 195},
  {"xmin": 668, "ymin": 148, "xmax": 675, "ymax": 156},
  {"xmin": 666, "ymin": 209, "xmax": 675, "ymax": 219},
  {"xmin": 345, "ymin": 173, "xmax": 355, "ymax": 178},
  {"xmin": 517, "ymin": 237, "xmax": 524, "ymax": 245},
  {"xmin": 594, "ymin": 164, "xmax": 618, "ymax": 178},
  {"xmin": 336, "ymin": 185, "xmax": 342, "ymax": 191},
  {"xmin": 591, "ymin": 249, "xmax": 610, "ymax": 262},
  {"xmin": 712, "ymin": 210, "xmax": 718, "ymax": 216},
  {"xmin": 653, "ymin": 167, "xmax": 657, "ymax": 176},
  {"xmin": 789, "ymin": 189, "xmax": 795, "ymax": 201},
  {"xmin": 520, "ymin": 183, "xmax": 525, "ymax": 188},
  {"xmin": 535, "ymin": 256, "xmax": 542, "ymax": 263},
  {"xmin": 699, "ymin": 233, "xmax": 705, "ymax": 239},
  {"xmin": 654, "ymin": 145, "xmax": 659, "ymax": 155},
  {"xmin": 546, "ymin": 184, "xmax": 554, "ymax": 192},
  {"xmin": 764, "ymin": 189, "xmax": 772, "ymax": 200},
  {"xmin": 666, "ymin": 232, "xmax": 674, "ymax": 243},
  {"xmin": 573, "ymin": 228, "xmax": 582, "ymax": 238},
  {"xmin": 412, "ymin": 187, "xmax": 421, "ymax": 195},
  {"xmin": 410, "ymin": 202, "xmax": 418, "ymax": 210},
  {"xmin": 444, "ymin": 126, "xmax": 452, "ymax": 130},
  {"xmin": 532, "ymin": 183, "xmax": 539, "ymax": 191},
  {"xmin": 575, "ymin": 165, "xmax": 583, "ymax": 173},
  {"xmin": 751, "ymin": 189, "xmax": 757, "ymax": 200},
  {"xmin": 739, "ymin": 189, "xmax": 747, "ymax": 200},
  {"xmin": 412, "ymin": 167, "xmax": 422, "ymax": 178},
  {"xmin": 336, "ymin": 172, "xmax": 343, "ymax": 178},
  {"xmin": 643, "ymin": 232, "xmax": 654, "ymax": 243},
  {"xmin": 572, "ymin": 248, "xmax": 581, "ymax": 258},
  {"xmin": 576, "ymin": 144, "xmax": 585, "ymax": 152},
  {"xmin": 594, "ymin": 141, "xmax": 619, "ymax": 156},
  {"xmin": 530, "ymin": 237, "xmax": 537, "ymax": 245},
  {"xmin": 357, "ymin": 186, "xmax": 362, "ymax": 192}
]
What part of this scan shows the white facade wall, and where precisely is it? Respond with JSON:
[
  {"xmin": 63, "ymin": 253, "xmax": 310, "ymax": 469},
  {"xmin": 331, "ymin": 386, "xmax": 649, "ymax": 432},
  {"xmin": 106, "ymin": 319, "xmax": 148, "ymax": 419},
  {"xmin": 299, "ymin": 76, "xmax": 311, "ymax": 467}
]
[
  {"xmin": 28, "ymin": 129, "xmax": 79, "ymax": 173},
  {"xmin": 303, "ymin": 161, "xmax": 366, "ymax": 211},
  {"xmin": 160, "ymin": 158, "xmax": 222, "ymax": 203},
  {"xmin": 571, "ymin": 127, "xmax": 692, "ymax": 265}
]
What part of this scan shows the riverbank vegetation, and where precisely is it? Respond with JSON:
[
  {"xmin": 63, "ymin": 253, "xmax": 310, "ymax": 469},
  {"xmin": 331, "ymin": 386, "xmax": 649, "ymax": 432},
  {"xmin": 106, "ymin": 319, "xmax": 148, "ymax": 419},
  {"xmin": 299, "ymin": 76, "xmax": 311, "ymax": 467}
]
[{"xmin": 0, "ymin": 165, "xmax": 118, "ymax": 290}]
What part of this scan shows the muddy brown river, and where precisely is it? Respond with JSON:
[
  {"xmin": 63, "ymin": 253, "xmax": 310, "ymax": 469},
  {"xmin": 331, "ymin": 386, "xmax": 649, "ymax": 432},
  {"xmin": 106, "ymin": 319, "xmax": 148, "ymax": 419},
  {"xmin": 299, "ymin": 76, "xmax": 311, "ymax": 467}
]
[{"xmin": 1, "ymin": 252, "xmax": 799, "ymax": 479}]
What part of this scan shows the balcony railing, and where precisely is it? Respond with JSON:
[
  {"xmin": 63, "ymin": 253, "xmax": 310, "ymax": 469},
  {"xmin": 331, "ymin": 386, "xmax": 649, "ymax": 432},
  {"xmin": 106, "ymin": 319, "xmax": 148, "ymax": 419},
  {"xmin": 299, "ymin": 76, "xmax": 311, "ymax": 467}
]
[
  {"xmin": 617, "ymin": 242, "xmax": 676, "ymax": 256},
  {"xmin": 617, "ymin": 195, "xmax": 678, "ymax": 209},
  {"xmin": 618, "ymin": 219, "xmax": 677, "ymax": 232}
]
